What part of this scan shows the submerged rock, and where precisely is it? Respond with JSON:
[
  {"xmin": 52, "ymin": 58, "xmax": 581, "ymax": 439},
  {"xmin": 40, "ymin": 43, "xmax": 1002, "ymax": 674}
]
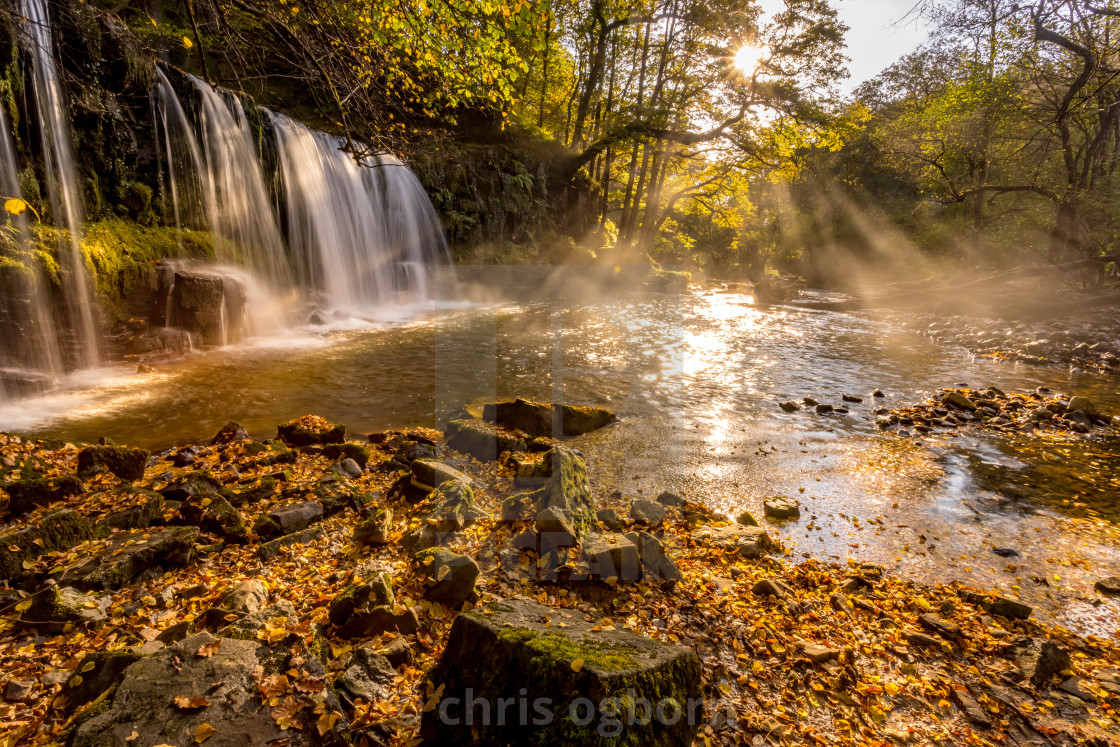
[
  {"xmin": 482, "ymin": 398, "xmax": 616, "ymax": 438},
  {"xmin": 420, "ymin": 597, "xmax": 701, "ymax": 745},
  {"xmin": 763, "ymin": 498, "xmax": 800, "ymax": 520}
]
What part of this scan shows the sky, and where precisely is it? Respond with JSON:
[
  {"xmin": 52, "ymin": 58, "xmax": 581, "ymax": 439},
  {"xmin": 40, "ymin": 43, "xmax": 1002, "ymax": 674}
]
[{"xmin": 760, "ymin": 0, "xmax": 933, "ymax": 91}]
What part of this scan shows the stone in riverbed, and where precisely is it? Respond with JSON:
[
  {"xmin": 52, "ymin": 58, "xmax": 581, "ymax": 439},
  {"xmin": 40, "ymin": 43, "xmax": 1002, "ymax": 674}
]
[
  {"xmin": 815, "ymin": 403, "xmax": 834, "ymax": 414},
  {"xmin": 72, "ymin": 631, "xmax": 348, "ymax": 747},
  {"xmin": 210, "ymin": 420, "xmax": 250, "ymax": 444},
  {"xmin": 779, "ymin": 401, "xmax": 801, "ymax": 413},
  {"xmin": 763, "ymin": 498, "xmax": 800, "ymax": 520},
  {"xmin": 77, "ymin": 445, "xmax": 149, "ymax": 482},
  {"xmin": 218, "ymin": 580, "xmax": 268, "ymax": 616},
  {"xmin": 1067, "ymin": 396, "xmax": 1100, "ymax": 417},
  {"xmin": 322, "ymin": 442, "xmax": 371, "ymax": 468},
  {"xmin": 179, "ymin": 492, "xmax": 248, "ymax": 543},
  {"xmin": 445, "ymin": 419, "xmax": 526, "ymax": 461},
  {"xmin": 410, "ymin": 458, "xmax": 472, "ymax": 491},
  {"xmin": 1095, "ymin": 577, "xmax": 1120, "ymax": 595},
  {"xmin": 655, "ymin": 491, "xmax": 686, "ymax": 508},
  {"xmin": 420, "ymin": 597, "xmax": 701, "ymax": 746},
  {"xmin": 535, "ymin": 506, "xmax": 578, "ymax": 548},
  {"xmin": 521, "ymin": 447, "xmax": 597, "ymax": 538},
  {"xmin": 1013, "ymin": 638, "xmax": 1070, "ymax": 687},
  {"xmin": 425, "ymin": 481, "xmax": 477, "ymax": 532},
  {"xmin": 691, "ymin": 524, "xmax": 770, "ymax": 557},
  {"xmin": 630, "ymin": 498, "xmax": 667, "ymax": 525},
  {"xmin": 941, "ymin": 391, "xmax": 978, "ymax": 411},
  {"xmin": 736, "ymin": 510, "xmax": 759, "ymax": 527},
  {"xmin": 336, "ymin": 647, "xmax": 396, "ymax": 704},
  {"xmin": 595, "ymin": 507, "xmax": 623, "ymax": 531},
  {"xmin": 801, "ymin": 644, "xmax": 841, "ymax": 664},
  {"xmin": 482, "ymin": 398, "xmax": 616, "ymax": 438},
  {"xmin": 328, "ymin": 458, "xmax": 364, "ymax": 479},
  {"xmin": 256, "ymin": 527, "xmax": 324, "ymax": 560},
  {"xmin": 276, "ymin": 415, "xmax": 346, "ymax": 445},
  {"xmin": 25, "ymin": 586, "xmax": 111, "ymax": 633}
]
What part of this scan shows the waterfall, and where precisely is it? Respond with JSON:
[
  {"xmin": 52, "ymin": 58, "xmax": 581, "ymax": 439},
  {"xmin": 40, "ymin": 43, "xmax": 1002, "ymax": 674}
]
[
  {"xmin": 155, "ymin": 71, "xmax": 453, "ymax": 320},
  {"xmin": 18, "ymin": 0, "xmax": 100, "ymax": 369},
  {"xmin": 269, "ymin": 113, "xmax": 452, "ymax": 313}
]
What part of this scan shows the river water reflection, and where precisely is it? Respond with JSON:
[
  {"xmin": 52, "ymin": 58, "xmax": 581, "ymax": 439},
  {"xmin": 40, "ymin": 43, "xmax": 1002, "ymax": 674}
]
[{"xmin": 9, "ymin": 286, "xmax": 1120, "ymax": 636}]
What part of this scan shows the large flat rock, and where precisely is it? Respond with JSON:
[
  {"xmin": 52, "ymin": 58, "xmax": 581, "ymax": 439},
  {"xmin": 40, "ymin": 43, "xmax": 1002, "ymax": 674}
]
[
  {"xmin": 56, "ymin": 527, "xmax": 199, "ymax": 590},
  {"xmin": 72, "ymin": 632, "xmax": 347, "ymax": 747},
  {"xmin": 482, "ymin": 398, "xmax": 616, "ymax": 438},
  {"xmin": 690, "ymin": 525, "xmax": 771, "ymax": 558},
  {"xmin": 421, "ymin": 597, "xmax": 701, "ymax": 745}
]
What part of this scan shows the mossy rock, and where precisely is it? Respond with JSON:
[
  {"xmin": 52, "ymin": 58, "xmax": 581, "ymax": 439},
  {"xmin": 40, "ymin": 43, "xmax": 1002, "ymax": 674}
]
[
  {"xmin": 445, "ymin": 419, "xmax": 527, "ymax": 462},
  {"xmin": 99, "ymin": 489, "xmax": 164, "ymax": 532},
  {"xmin": 482, "ymin": 398, "xmax": 616, "ymax": 438},
  {"xmin": 425, "ymin": 481, "xmax": 475, "ymax": 532},
  {"xmin": 328, "ymin": 571, "xmax": 394, "ymax": 627},
  {"xmin": 77, "ymin": 445, "xmax": 149, "ymax": 482},
  {"xmin": 277, "ymin": 416, "xmax": 346, "ymax": 446},
  {"xmin": 4, "ymin": 474, "xmax": 85, "ymax": 514},
  {"xmin": 415, "ymin": 548, "xmax": 479, "ymax": 609},
  {"xmin": 353, "ymin": 507, "xmax": 392, "ymax": 546},
  {"xmin": 322, "ymin": 442, "xmax": 371, "ymax": 469},
  {"xmin": 0, "ymin": 509, "xmax": 94, "ymax": 580},
  {"xmin": 524, "ymin": 447, "xmax": 596, "ymax": 539},
  {"xmin": 421, "ymin": 597, "xmax": 701, "ymax": 745},
  {"xmin": 178, "ymin": 493, "xmax": 248, "ymax": 543}
]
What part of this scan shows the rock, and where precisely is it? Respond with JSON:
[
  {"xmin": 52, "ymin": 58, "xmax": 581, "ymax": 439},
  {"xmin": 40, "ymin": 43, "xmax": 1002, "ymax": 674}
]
[
  {"xmin": 763, "ymin": 498, "xmax": 800, "ymax": 520},
  {"xmin": 624, "ymin": 531, "xmax": 681, "ymax": 590},
  {"xmin": 160, "ymin": 471, "xmax": 221, "ymax": 501},
  {"xmin": 328, "ymin": 458, "xmax": 363, "ymax": 479},
  {"xmin": 376, "ymin": 638, "xmax": 413, "ymax": 668},
  {"xmin": 815, "ymin": 403, "xmax": 834, "ymax": 414},
  {"xmin": 690, "ymin": 525, "xmax": 770, "ymax": 558},
  {"xmin": 277, "ymin": 415, "xmax": 346, "ymax": 446},
  {"xmin": 535, "ymin": 506, "xmax": 579, "ymax": 547},
  {"xmin": 3, "ymin": 679, "xmax": 32, "ymax": 703},
  {"xmin": 582, "ymin": 533, "xmax": 642, "ymax": 582},
  {"xmin": 595, "ymin": 507, "xmax": 623, "ymax": 531},
  {"xmin": 753, "ymin": 578, "xmax": 794, "ymax": 600},
  {"xmin": 1067, "ymin": 396, "xmax": 1100, "ymax": 417},
  {"xmin": 253, "ymin": 501, "xmax": 324, "ymax": 539},
  {"xmin": 518, "ymin": 447, "xmax": 597, "ymax": 538},
  {"xmin": 842, "ymin": 394, "xmax": 863, "ymax": 403},
  {"xmin": 57, "ymin": 527, "xmax": 199, "ymax": 590},
  {"xmin": 322, "ymin": 442, "xmax": 371, "ymax": 469},
  {"xmin": 803, "ymin": 396, "xmax": 819, "ymax": 406},
  {"xmin": 445, "ymin": 419, "xmax": 526, "ymax": 461},
  {"xmin": 329, "ymin": 572, "xmax": 413, "ymax": 638},
  {"xmin": 1094, "ymin": 577, "xmax": 1120, "ymax": 595},
  {"xmin": 779, "ymin": 401, "xmax": 801, "ymax": 412},
  {"xmin": 211, "ymin": 421, "xmax": 250, "ymax": 444},
  {"xmin": 482, "ymin": 398, "xmax": 616, "ymax": 438},
  {"xmin": 630, "ymin": 499, "xmax": 667, "ymax": 526},
  {"xmin": 830, "ymin": 592, "xmax": 853, "ymax": 612},
  {"xmin": 1059, "ymin": 676, "xmax": 1097, "ymax": 702},
  {"xmin": 801, "ymin": 644, "xmax": 841, "ymax": 664},
  {"xmin": 991, "ymin": 548, "xmax": 1020, "ymax": 558},
  {"xmin": 425, "ymin": 481, "xmax": 476, "ymax": 532},
  {"xmin": 941, "ymin": 391, "xmax": 978, "ymax": 411},
  {"xmin": 218, "ymin": 580, "xmax": 267, "ymax": 616},
  {"xmin": 4, "ymin": 475, "xmax": 85, "ymax": 515},
  {"xmin": 411, "ymin": 459, "xmax": 472, "ymax": 491},
  {"xmin": 256, "ymin": 527, "xmax": 325, "ymax": 560},
  {"xmin": 735, "ymin": 510, "xmax": 759, "ymax": 527},
  {"xmin": 420, "ymin": 597, "xmax": 701, "ymax": 746},
  {"xmin": 179, "ymin": 493, "xmax": 248, "ymax": 543},
  {"xmin": 655, "ymin": 491, "xmax": 686, "ymax": 508},
  {"xmin": 950, "ymin": 687, "xmax": 992, "ymax": 728},
  {"xmin": 100, "ymin": 490, "xmax": 165, "ymax": 531},
  {"xmin": 500, "ymin": 494, "xmax": 537, "ymax": 522},
  {"xmin": 416, "ymin": 549, "xmax": 479, "ymax": 609},
  {"xmin": 987, "ymin": 596, "xmax": 1033, "ymax": 620},
  {"xmin": 1014, "ymin": 639, "xmax": 1070, "ymax": 687},
  {"xmin": 918, "ymin": 613, "xmax": 961, "ymax": 638},
  {"xmin": 62, "ymin": 651, "xmax": 143, "ymax": 707},
  {"xmin": 903, "ymin": 631, "xmax": 942, "ymax": 649},
  {"xmin": 77, "ymin": 445, "xmax": 149, "ymax": 482},
  {"xmin": 72, "ymin": 632, "xmax": 348, "ymax": 747},
  {"xmin": 398, "ymin": 440, "xmax": 438, "ymax": 463},
  {"xmin": 337, "ymin": 648, "xmax": 396, "ymax": 703},
  {"xmin": 873, "ymin": 389, "xmax": 885, "ymax": 398},
  {"xmin": 353, "ymin": 508, "xmax": 393, "ymax": 546},
  {"xmin": 25, "ymin": 586, "xmax": 110, "ymax": 633},
  {"xmin": 0, "ymin": 509, "xmax": 94, "ymax": 580}
]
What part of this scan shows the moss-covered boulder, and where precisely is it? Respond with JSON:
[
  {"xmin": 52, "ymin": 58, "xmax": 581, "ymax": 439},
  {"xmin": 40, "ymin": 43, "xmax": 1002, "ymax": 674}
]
[
  {"xmin": 160, "ymin": 471, "xmax": 221, "ymax": 501},
  {"xmin": 426, "ymin": 481, "xmax": 476, "ymax": 532},
  {"xmin": 0, "ymin": 509, "xmax": 94, "ymax": 580},
  {"xmin": 277, "ymin": 415, "xmax": 346, "ymax": 446},
  {"xmin": 62, "ymin": 651, "xmax": 143, "ymax": 708},
  {"xmin": 410, "ymin": 459, "xmax": 472, "ymax": 491},
  {"xmin": 445, "ymin": 419, "xmax": 527, "ymax": 462},
  {"xmin": 353, "ymin": 507, "xmax": 393, "ymax": 547},
  {"xmin": 518, "ymin": 447, "xmax": 597, "ymax": 539},
  {"xmin": 252, "ymin": 501, "xmax": 324, "ymax": 540},
  {"xmin": 24, "ymin": 586, "xmax": 111, "ymax": 633},
  {"xmin": 179, "ymin": 493, "xmax": 248, "ymax": 543},
  {"xmin": 421, "ymin": 597, "xmax": 701, "ymax": 745},
  {"xmin": 415, "ymin": 548, "xmax": 479, "ymax": 610},
  {"xmin": 99, "ymin": 489, "xmax": 165, "ymax": 532},
  {"xmin": 329, "ymin": 571, "xmax": 417, "ymax": 639},
  {"xmin": 210, "ymin": 420, "xmax": 250, "ymax": 445},
  {"xmin": 77, "ymin": 445, "xmax": 149, "ymax": 482},
  {"xmin": 322, "ymin": 442, "xmax": 371, "ymax": 469},
  {"xmin": 5, "ymin": 474, "xmax": 85, "ymax": 514},
  {"xmin": 482, "ymin": 398, "xmax": 616, "ymax": 438}
]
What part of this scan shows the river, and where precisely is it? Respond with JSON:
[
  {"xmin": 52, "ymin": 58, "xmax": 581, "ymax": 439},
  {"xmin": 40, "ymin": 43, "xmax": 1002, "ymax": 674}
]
[{"xmin": 3, "ymin": 283, "xmax": 1118, "ymax": 637}]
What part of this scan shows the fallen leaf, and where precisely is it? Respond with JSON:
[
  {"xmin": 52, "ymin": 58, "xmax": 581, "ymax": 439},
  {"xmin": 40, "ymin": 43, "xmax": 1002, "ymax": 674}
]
[{"xmin": 194, "ymin": 723, "xmax": 216, "ymax": 743}]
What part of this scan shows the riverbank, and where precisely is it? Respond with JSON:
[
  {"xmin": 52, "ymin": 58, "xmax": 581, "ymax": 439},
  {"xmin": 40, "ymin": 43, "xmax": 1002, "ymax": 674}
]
[{"xmin": 0, "ymin": 406, "xmax": 1118, "ymax": 746}]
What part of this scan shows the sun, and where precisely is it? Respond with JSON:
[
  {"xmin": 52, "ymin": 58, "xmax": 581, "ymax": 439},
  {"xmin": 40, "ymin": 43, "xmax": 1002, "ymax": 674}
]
[{"xmin": 732, "ymin": 44, "xmax": 768, "ymax": 73}]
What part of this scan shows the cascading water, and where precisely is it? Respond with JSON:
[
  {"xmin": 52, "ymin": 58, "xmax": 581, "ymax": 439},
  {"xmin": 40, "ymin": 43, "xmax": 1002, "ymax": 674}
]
[
  {"xmin": 269, "ymin": 112, "xmax": 452, "ymax": 313},
  {"xmin": 18, "ymin": 0, "xmax": 100, "ymax": 369},
  {"xmin": 154, "ymin": 71, "xmax": 453, "ymax": 323}
]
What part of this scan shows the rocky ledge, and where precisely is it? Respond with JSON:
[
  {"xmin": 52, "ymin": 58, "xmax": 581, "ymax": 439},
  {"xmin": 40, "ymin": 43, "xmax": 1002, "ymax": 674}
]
[{"xmin": 0, "ymin": 399, "xmax": 1117, "ymax": 746}]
